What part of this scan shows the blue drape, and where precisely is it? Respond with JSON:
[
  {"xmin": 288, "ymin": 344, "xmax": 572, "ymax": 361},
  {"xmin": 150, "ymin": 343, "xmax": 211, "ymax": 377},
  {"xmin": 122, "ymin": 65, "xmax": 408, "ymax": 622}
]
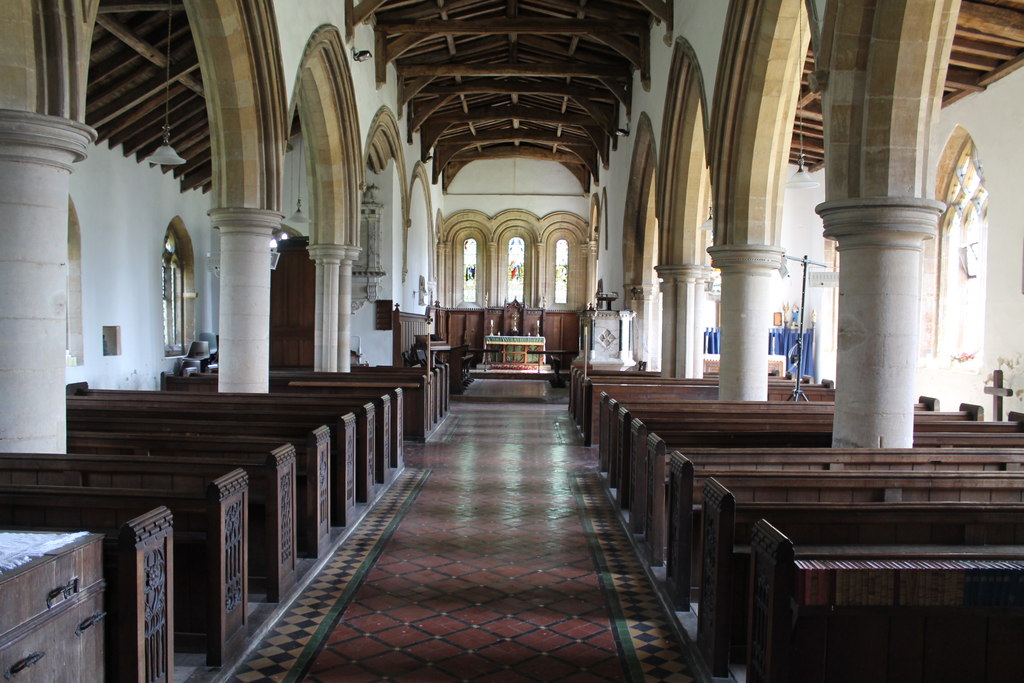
[{"xmin": 703, "ymin": 327, "xmax": 815, "ymax": 378}]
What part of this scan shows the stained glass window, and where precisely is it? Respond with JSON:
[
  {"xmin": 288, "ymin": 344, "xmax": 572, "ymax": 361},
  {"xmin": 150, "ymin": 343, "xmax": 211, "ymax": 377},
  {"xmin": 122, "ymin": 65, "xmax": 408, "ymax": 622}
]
[
  {"xmin": 463, "ymin": 238, "xmax": 478, "ymax": 303},
  {"xmin": 554, "ymin": 239, "xmax": 569, "ymax": 304},
  {"xmin": 507, "ymin": 237, "xmax": 525, "ymax": 302}
]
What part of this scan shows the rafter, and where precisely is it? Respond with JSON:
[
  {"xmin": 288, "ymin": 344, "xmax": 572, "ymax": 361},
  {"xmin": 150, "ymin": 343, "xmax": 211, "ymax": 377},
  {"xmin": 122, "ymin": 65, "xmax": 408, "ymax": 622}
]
[
  {"xmin": 398, "ymin": 61, "xmax": 630, "ymax": 80},
  {"xmin": 376, "ymin": 18, "xmax": 646, "ymax": 35},
  {"xmin": 95, "ymin": 15, "xmax": 204, "ymax": 97},
  {"xmin": 958, "ymin": 1, "xmax": 1024, "ymax": 44}
]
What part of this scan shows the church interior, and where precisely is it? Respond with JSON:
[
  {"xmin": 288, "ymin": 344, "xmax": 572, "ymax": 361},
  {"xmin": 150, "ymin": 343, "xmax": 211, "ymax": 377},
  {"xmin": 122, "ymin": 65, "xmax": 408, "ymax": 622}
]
[{"xmin": 2, "ymin": 0, "xmax": 1024, "ymax": 681}]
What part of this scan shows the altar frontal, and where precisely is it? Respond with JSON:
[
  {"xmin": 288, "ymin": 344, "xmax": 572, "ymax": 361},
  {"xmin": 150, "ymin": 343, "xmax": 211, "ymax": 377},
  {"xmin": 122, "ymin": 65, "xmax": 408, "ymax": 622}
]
[{"xmin": 485, "ymin": 335, "xmax": 548, "ymax": 371}]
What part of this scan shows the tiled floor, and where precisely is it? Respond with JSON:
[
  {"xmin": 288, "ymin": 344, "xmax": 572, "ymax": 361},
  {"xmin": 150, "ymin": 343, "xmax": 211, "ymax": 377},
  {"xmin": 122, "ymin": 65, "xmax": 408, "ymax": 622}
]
[{"xmin": 231, "ymin": 380, "xmax": 692, "ymax": 682}]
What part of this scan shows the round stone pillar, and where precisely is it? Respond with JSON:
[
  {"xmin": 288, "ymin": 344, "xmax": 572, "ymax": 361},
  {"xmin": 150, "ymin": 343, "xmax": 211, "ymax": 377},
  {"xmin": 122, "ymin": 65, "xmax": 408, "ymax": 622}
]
[
  {"xmin": 691, "ymin": 266, "xmax": 713, "ymax": 378},
  {"xmin": 337, "ymin": 247, "xmax": 360, "ymax": 371},
  {"xmin": 0, "ymin": 111, "xmax": 94, "ymax": 453},
  {"xmin": 210, "ymin": 208, "xmax": 282, "ymax": 393},
  {"xmin": 707, "ymin": 244, "xmax": 785, "ymax": 400},
  {"xmin": 309, "ymin": 244, "xmax": 344, "ymax": 372},
  {"xmin": 817, "ymin": 197, "xmax": 943, "ymax": 448},
  {"xmin": 657, "ymin": 264, "xmax": 709, "ymax": 378}
]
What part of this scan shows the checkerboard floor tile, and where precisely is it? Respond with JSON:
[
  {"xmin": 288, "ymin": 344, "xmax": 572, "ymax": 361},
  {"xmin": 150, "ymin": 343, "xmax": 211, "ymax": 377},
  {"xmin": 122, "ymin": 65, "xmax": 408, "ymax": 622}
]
[{"xmin": 228, "ymin": 396, "xmax": 694, "ymax": 682}]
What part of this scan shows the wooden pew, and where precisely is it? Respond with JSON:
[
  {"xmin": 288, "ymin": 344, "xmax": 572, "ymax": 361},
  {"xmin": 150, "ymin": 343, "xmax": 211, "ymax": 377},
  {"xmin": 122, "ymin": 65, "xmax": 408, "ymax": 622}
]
[
  {"xmin": 749, "ymin": 519, "xmax": 1024, "ymax": 682},
  {"xmin": 581, "ymin": 378, "xmax": 837, "ymax": 445},
  {"xmin": 162, "ymin": 367, "xmax": 436, "ymax": 442},
  {"xmin": 0, "ymin": 471, "xmax": 248, "ymax": 667},
  {"xmin": 67, "ymin": 430, "xmax": 328, "ymax": 561},
  {"xmin": 67, "ymin": 393, "xmax": 362, "ymax": 526},
  {"xmin": 676, "ymin": 469, "xmax": 1024, "ymax": 677},
  {"xmin": 3, "ymin": 447, "xmax": 298, "ymax": 602}
]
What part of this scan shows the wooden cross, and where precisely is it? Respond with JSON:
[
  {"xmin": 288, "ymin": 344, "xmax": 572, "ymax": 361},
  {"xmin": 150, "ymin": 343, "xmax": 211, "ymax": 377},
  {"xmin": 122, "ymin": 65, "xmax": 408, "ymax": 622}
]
[{"xmin": 985, "ymin": 369, "xmax": 1013, "ymax": 421}]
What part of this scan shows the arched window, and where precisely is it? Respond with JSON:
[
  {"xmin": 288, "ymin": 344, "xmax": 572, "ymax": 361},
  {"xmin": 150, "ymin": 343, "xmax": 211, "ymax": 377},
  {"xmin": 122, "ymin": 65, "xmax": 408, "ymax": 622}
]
[
  {"xmin": 463, "ymin": 238, "xmax": 478, "ymax": 303},
  {"xmin": 507, "ymin": 237, "xmax": 525, "ymax": 302},
  {"xmin": 939, "ymin": 140, "xmax": 987, "ymax": 367},
  {"xmin": 160, "ymin": 218, "xmax": 195, "ymax": 357},
  {"xmin": 554, "ymin": 238, "xmax": 569, "ymax": 304},
  {"xmin": 162, "ymin": 229, "xmax": 185, "ymax": 355}
]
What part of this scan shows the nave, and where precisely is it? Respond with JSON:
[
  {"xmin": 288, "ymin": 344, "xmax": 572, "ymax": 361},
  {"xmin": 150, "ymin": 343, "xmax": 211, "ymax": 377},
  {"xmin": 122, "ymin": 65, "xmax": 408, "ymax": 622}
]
[{"xmin": 226, "ymin": 381, "xmax": 693, "ymax": 682}]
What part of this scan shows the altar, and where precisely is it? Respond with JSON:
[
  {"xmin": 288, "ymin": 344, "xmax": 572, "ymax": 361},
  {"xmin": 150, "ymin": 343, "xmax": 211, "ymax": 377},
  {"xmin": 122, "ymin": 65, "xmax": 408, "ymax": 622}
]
[{"xmin": 484, "ymin": 335, "xmax": 546, "ymax": 371}]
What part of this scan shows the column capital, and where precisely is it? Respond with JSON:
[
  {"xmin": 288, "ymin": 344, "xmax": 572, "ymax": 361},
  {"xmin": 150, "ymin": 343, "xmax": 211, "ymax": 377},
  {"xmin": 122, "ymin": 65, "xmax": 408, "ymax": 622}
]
[
  {"xmin": 816, "ymin": 197, "xmax": 944, "ymax": 250},
  {"xmin": 209, "ymin": 207, "xmax": 283, "ymax": 235},
  {"xmin": 707, "ymin": 244, "xmax": 784, "ymax": 274},
  {"xmin": 0, "ymin": 110, "xmax": 95, "ymax": 171},
  {"xmin": 655, "ymin": 263, "xmax": 710, "ymax": 282},
  {"xmin": 308, "ymin": 243, "xmax": 360, "ymax": 264}
]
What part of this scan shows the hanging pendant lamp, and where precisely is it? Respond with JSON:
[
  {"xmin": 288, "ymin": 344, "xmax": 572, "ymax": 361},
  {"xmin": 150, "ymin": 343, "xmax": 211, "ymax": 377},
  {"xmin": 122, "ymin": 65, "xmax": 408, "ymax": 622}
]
[
  {"xmin": 147, "ymin": 3, "xmax": 186, "ymax": 166},
  {"xmin": 287, "ymin": 141, "xmax": 308, "ymax": 224},
  {"xmin": 786, "ymin": 110, "xmax": 818, "ymax": 189}
]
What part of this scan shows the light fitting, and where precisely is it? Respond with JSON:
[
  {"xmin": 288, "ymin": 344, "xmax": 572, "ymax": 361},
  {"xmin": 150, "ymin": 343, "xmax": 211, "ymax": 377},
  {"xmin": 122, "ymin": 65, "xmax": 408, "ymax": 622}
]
[
  {"xmin": 352, "ymin": 48, "xmax": 373, "ymax": 62},
  {"xmin": 786, "ymin": 109, "xmax": 819, "ymax": 190},
  {"xmin": 699, "ymin": 207, "xmax": 714, "ymax": 232},
  {"xmin": 615, "ymin": 127, "xmax": 630, "ymax": 137},
  {"xmin": 287, "ymin": 198, "xmax": 308, "ymax": 224},
  {"xmin": 146, "ymin": 3, "xmax": 186, "ymax": 167}
]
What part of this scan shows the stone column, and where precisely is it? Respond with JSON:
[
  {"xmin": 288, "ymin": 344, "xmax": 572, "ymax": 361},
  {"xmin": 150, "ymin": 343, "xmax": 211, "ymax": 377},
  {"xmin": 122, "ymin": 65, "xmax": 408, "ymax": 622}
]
[
  {"xmin": 309, "ymin": 244, "xmax": 344, "ymax": 371},
  {"xmin": 817, "ymin": 198, "xmax": 942, "ymax": 448},
  {"xmin": 210, "ymin": 208, "xmax": 282, "ymax": 393},
  {"xmin": 436, "ymin": 242, "xmax": 449, "ymax": 305},
  {"xmin": 337, "ymin": 246, "xmax": 360, "ymax": 371},
  {"xmin": 656, "ymin": 264, "xmax": 708, "ymax": 378},
  {"xmin": 690, "ymin": 267, "xmax": 713, "ymax": 378},
  {"xmin": 585, "ymin": 239, "xmax": 598, "ymax": 307},
  {"xmin": 0, "ymin": 111, "xmax": 94, "ymax": 453},
  {"xmin": 707, "ymin": 244, "xmax": 785, "ymax": 400}
]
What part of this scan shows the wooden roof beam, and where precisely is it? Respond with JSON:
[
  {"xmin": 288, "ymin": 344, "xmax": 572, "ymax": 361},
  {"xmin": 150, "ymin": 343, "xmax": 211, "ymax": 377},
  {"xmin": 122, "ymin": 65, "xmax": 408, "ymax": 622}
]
[
  {"xmin": 376, "ymin": 18, "xmax": 646, "ymax": 35},
  {"xmin": 346, "ymin": 0, "xmax": 391, "ymax": 40},
  {"xmin": 958, "ymin": 1, "xmax": 1024, "ymax": 44},
  {"xmin": 398, "ymin": 61, "xmax": 630, "ymax": 80},
  {"xmin": 94, "ymin": 15, "xmax": 204, "ymax": 97}
]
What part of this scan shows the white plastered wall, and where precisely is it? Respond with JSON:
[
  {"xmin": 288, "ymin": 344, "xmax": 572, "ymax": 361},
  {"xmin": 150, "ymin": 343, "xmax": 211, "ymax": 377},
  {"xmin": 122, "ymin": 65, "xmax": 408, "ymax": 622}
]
[
  {"xmin": 918, "ymin": 68, "xmax": 1024, "ymax": 415},
  {"xmin": 66, "ymin": 142, "xmax": 214, "ymax": 389}
]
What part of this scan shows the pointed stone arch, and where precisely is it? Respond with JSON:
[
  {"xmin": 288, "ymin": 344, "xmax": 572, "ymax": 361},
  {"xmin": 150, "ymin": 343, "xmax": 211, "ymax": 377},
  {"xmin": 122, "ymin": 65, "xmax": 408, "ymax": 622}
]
[
  {"xmin": 818, "ymin": 0, "xmax": 959, "ymax": 199},
  {"xmin": 658, "ymin": 38, "xmax": 712, "ymax": 266},
  {"xmin": 295, "ymin": 25, "xmax": 364, "ymax": 247},
  {"xmin": 365, "ymin": 106, "xmax": 411, "ymax": 283},
  {"xmin": 708, "ymin": 0, "xmax": 808, "ymax": 247},
  {"xmin": 67, "ymin": 197, "xmax": 83, "ymax": 365},
  {"xmin": 186, "ymin": 0, "xmax": 288, "ymax": 210},
  {"xmin": 0, "ymin": 1, "xmax": 98, "ymax": 120},
  {"xmin": 657, "ymin": 38, "xmax": 714, "ymax": 378},
  {"xmin": 622, "ymin": 112, "xmax": 660, "ymax": 287},
  {"xmin": 409, "ymin": 161, "xmax": 435, "ymax": 293}
]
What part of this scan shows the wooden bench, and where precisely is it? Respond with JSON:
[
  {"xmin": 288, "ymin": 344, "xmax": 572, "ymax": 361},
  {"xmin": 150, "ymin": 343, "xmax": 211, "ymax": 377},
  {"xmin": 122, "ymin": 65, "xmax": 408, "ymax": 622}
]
[
  {"xmin": 67, "ymin": 394, "xmax": 361, "ymax": 527},
  {"xmin": 67, "ymin": 430, "xmax": 329, "ymax": 562},
  {"xmin": 580, "ymin": 378, "xmax": 836, "ymax": 446},
  {"xmin": 678, "ymin": 470, "xmax": 1024, "ymax": 677},
  {"xmin": 0, "ymin": 470, "xmax": 248, "ymax": 667},
  {"xmin": 3, "ymin": 447, "xmax": 298, "ymax": 603},
  {"xmin": 749, "ymin": 519, "xmax": 1024, "ymax": 682}
]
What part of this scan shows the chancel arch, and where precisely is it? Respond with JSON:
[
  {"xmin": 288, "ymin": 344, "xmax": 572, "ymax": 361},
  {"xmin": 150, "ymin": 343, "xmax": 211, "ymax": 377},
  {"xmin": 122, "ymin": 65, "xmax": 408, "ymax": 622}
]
[
  {"xmin": 67, "ymin": 198, "xmax": 84, "ymax": 368},
  {"xmin": 657, "ymin": 38, "xmax": 714, "ymax": 378}
]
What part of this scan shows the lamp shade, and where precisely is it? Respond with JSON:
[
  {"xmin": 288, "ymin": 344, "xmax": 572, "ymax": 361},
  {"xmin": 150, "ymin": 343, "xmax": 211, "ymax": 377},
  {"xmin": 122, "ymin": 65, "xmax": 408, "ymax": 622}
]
[
  {"xmin": 147, "ymin": 143, "xmax": 186, "ymax": 166},
  {"xmin": 785, "ymin": 165, "xmax": 819, "ymax": 190}
]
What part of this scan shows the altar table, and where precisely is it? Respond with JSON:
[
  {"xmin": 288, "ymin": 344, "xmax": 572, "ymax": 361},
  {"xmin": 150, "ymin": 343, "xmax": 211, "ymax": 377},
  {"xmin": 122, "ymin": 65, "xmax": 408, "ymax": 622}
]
[{"xmin": 485, "ymin": 335, "xmax": 546, "ymax": 370}]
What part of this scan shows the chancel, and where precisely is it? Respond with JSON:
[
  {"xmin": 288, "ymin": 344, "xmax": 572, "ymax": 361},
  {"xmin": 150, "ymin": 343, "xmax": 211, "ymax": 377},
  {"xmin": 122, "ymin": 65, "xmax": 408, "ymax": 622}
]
[{"xmin": 1, "ymin": 1, "xmax": 1023, "ymax": 681}]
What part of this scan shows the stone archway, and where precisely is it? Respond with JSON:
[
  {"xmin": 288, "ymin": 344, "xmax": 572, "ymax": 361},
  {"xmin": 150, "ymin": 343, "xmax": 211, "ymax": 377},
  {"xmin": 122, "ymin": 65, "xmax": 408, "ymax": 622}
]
[
  {"xmin": 622, "ymin": 112, "xmax": 661, "ymax": 369},
  {"xmin": 409, "ymin": 161, "xmax": 436, "ymax": 307},
  {"xmin": 816, "ymin": 0, "xmax": 959, "ymax": 447},
  {"xmin": 706, "ymin": 0, "xmax": 808, "ymax": 401},
  {"xmin": 294, "ymin": 25, "xmax": 364, "ymax": 371},
  {"xmin": 657, "ymin": 38, "xmax": 714, "ymax": 378},
  {"xmin": 185, "ymin": 0, "xmax": 288, "ymax": 390}
]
